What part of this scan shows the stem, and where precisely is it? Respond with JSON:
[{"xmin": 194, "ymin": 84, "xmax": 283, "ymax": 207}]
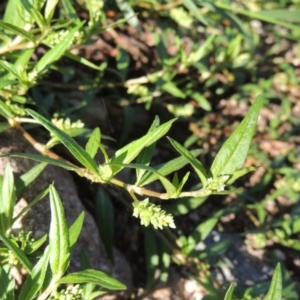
[{"xmin": 13, "ymin": 120, "xmax": 211, "ymax": 200}]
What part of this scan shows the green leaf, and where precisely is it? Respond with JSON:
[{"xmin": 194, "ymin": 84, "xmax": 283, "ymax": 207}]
[
  {"xmin": 168, "ymin": 137, "xmax": 207, "ymax": 186},
  {"xmin": 175, "ymin": 172, "xmax": 190, "ymax": 195},
  {"xmin": 19, "ymin": 0, "xmax": 47, "ymax": 30},
  {"xmin": 56, "ymin": 269, "xmax": 126, "ymax": 290},
  {"xmin": 167, "ymin": 196, "xmax": 208, "ymax": 216},
  {"xmin": 15, "ymin": 162, "xmax": 47, "ymax": 197},
  {"xmin": 161, "ymin": 81, "xmax": 185, "ymax": 98},
  {"xmin": 138, "ymin": 149, "xmax": 202, "ymax": 186},
  {"xmin": 184, "ymin": 209, "xmax": 223, "ymax": 255},
  {"xmin": 109, "ymin": 162, "xmax": 176, "ymax": 197},
  {"xmin": 210, "ymin": 95, "xmax": 263, "ymax": 178},
  {"xmin": 25, "ymin": 234, "xmax": 47, "ymax": 254},
  {"xmin": 264, "ymin": 263, "xmax": 282, "ymax": 300},
  {"xmin": 110, "ymin": 118, "xmax": 176, "ymax": 175},
  {"xmin": 0, "ymin": 232, "xmax": 33, "ymax": 272},
  {"xmin": 61, "ymin": 0, "xmax": 80, "ymax": 22},
  {"xmin": 0, "ymin": 20, "xmax": 35, "ymax": 41},
  {"xmin": 182, "ymin": 0, "xmax": 208, "ymax": 26},
  {"xmin": 69, "ymin": 211, "xmax": 85, "ymax": 250},
  {"xmin": 0, "ymin": 60, "xmax": 21, "ymax": 80},
  {"xmin": 0, "ymin": 101, "xmax": 14, "ymax": 118},
  {"xmin": 44, "ymin": 0, "xmax": 59, "ymax": 23},
  {"xmin": 18, "ymin": 246, "xmax": 50, "ymax": 300},
  {"xmin": 224, "ymin": 283, "xmax": 235, "ymax": 300},
  {"xmin": 13, "ymin": 188, "xmax": 49, "ymax": 222},
  {"xmin": 0, "ymin": 265, "xmax": 14, "ymax": 299},
  {"xmin": 85, "ymin": 127, "xmax": 101, "ymax": 159},
  {"xmin": 0, "ymin": 152, "xmax": 79, "ymax": 172},
  {"xmin": 48, "ymin": 185, "xmax": 70, "ymax": 278},
  {"xmin": 95, "ymin": 188, "xmax": 114, "ymax": 261},
  {"xmin": 226, "ymin": 166, "xmax": 256, "ymax": 185},
  {"xmin": 33, "ymin": 23, "xmax": 83, "ymax": 76},
  {"xmin": 136, "ymin": 116, "xmax": 160, "ymax": 184},
  {"xmin": 26, "ymin": 109, "xmax": 99, "ymax": 174},
  {"xmin": 65, "ymin": 51, "xmax": 107, "ymax": 70},
  {"xmin": 0, "ymin": 163, "xmax": 16, "ymax": 232}
]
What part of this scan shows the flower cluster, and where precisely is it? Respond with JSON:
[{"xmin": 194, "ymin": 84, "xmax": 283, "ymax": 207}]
[
  {"xmin": 49, "ymin": 285, "xmax": 82, "ymax": 300},
  {"xmin": 44, "ymin": 30, "xmax": 84, "ymax": 47},
  {"xmin": 206, "ymin": 175, "xmax": 230, "ymax": 192},
  {"xmin": 132, "ymin": 199, "xmax": 176, "ymax": 229},
  {"xmin": 51, "ymin": 117, "xmax": 84, "ymax": 134}
]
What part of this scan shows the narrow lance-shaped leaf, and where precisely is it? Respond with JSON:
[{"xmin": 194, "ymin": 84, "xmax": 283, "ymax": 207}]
[
  {"xmin": 0, "ymin": 20, "xmax": 35, "ymax": 41},
  {"xmin": 138, "ymin": 149, "xmax": 202, "ymax": 186},
  {"xmin": 168, "ymin": 137, "xmax": 207, "ymax": 186},
  {"xmin": 0, "ymin": 163, "xmax": 16, "ymax": 232},
  {"xmin": 110, "ymin": 118, "xmax": 176, "ymax": 175},
  {"xmin": 85, "ymin": 127, "xmax": 101, "ymax": 159},
  {"xmin": 263, "ymin": 263, "xmax": 282, "ymax": 300},
  {"xmin": 0, "ymin": 153, "xmax": 79, "ymax": 172},
  {"xmin": 136, "ymin": 116, "xmax": 160, "ymax": 184},
  {"xmin": 69, "ymin": 211, "xmax": 85, "ymax": 253},
  {"xmin": 95, "ymin": 188, "xmax": 114, "ymax": 261},
  {"xmin": 224, "ymin": 283, "xmax": 235, "ymax": 300},
  {"xmin": 210, "ymin": 95, "xmax": 263, "ymax": 178},
  {"xmin": 15, "ymin": 162, "xmax": 47, "ymax": 197},
  {"xmin": 48, "ymin": 185, "xmax": 70, "ymax": 278},
  {"xmin": 26, "ymin": 109, "xmax": 99, "ymax": 174},
  {"xmin": 18, "ymin": 246, "xmax": 50, "ymax": 300},
  {"xmin": 57, "ymin": 269, "xmax": 126, "ymax": 290}
]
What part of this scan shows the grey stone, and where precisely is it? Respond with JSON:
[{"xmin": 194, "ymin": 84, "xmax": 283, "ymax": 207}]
[{"xmin": 0, "ymin": 128, "xmax": 132, "ymax": 295}]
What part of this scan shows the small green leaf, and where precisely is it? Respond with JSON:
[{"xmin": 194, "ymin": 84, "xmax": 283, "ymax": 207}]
[
  {"xmin": 18, "ymin": 246, "xmax": 50, "ymax": 300},
  {"xmin": 13, "ymin": 188, "xmax": 49, "ymax": 222},
  {"xmin": 26, "ymin": 109, "xmax": 99, "ymax": 174},
  {"xmin": 0, "ymin": 152, "xmax": 79, "ymax": 172},
  {"xmin": 224, "ymin": 283, "xmax": 235, "ymax": 300},
  {"xmin": 161, "ymin": 81, "xmax": 185, "ymax": 98},
  {"xmin": 0, "ymin": 20, "xmax": 35, "ymax": 41},
  {"xmin": 109, "ymin": 162, "xmax": 176, "ymax": 197},
  {"xmin": 226, "ymin": 166, "xmax": 256, "ymax": 185},
  {"xmin": 34, "ymin": 23, "xmax": 83, "ymax": 76},
  {"xmin": 57, "ymin": 269, "xmax": 126, "ymax": 290},
  {"xmin": 176, "ymin": 172, "xmax": 190, "ymax": 195},
  {"xmin": 136, "ymin": 116, "xmax": 160, "ymax": 184},
  {"xmin": 0, "ymin": 232, "xmax": 33, "ymax": 272},
  {"xmin": 210, "ymin": 95, "xmax": 263, "ymax": 178},
  {"xmin": 264, "ymin": 263, "xmax": 282, "ymax": 300},
  {"xmin": 0, "ymin": 60, "xmax": 21, "ymax": 80},
  {"xmin": 0, "ymin": 163, "xmax": 16, "ymax": 232},
  {"xmin": 15, "ymin": 162, "xmax": 47, "ymax": 197},
  {"xmin": 25, "ymin": 234, "xmax": 47, "ymax": 254},
  {"xmin": 95, "ymin": 188, "xmax": 114, "ymax": 261},
  {"xmin": 85, "ymin": 127, "xmax": 101, "ymax": 159},
  {"xmin": 138, "ymin": 149, "xmax": 202, "ymax": 186},
  {"xmin": 168, "ymin": 137, "xmax": 207, "ymax": 186},
  {"xmin": 48, "ymin": 185, "xmax": 70, "ymax": 278},
  {"xmin": 110, "ymin": 118, "xmax": 176, "ymax": 175}
]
